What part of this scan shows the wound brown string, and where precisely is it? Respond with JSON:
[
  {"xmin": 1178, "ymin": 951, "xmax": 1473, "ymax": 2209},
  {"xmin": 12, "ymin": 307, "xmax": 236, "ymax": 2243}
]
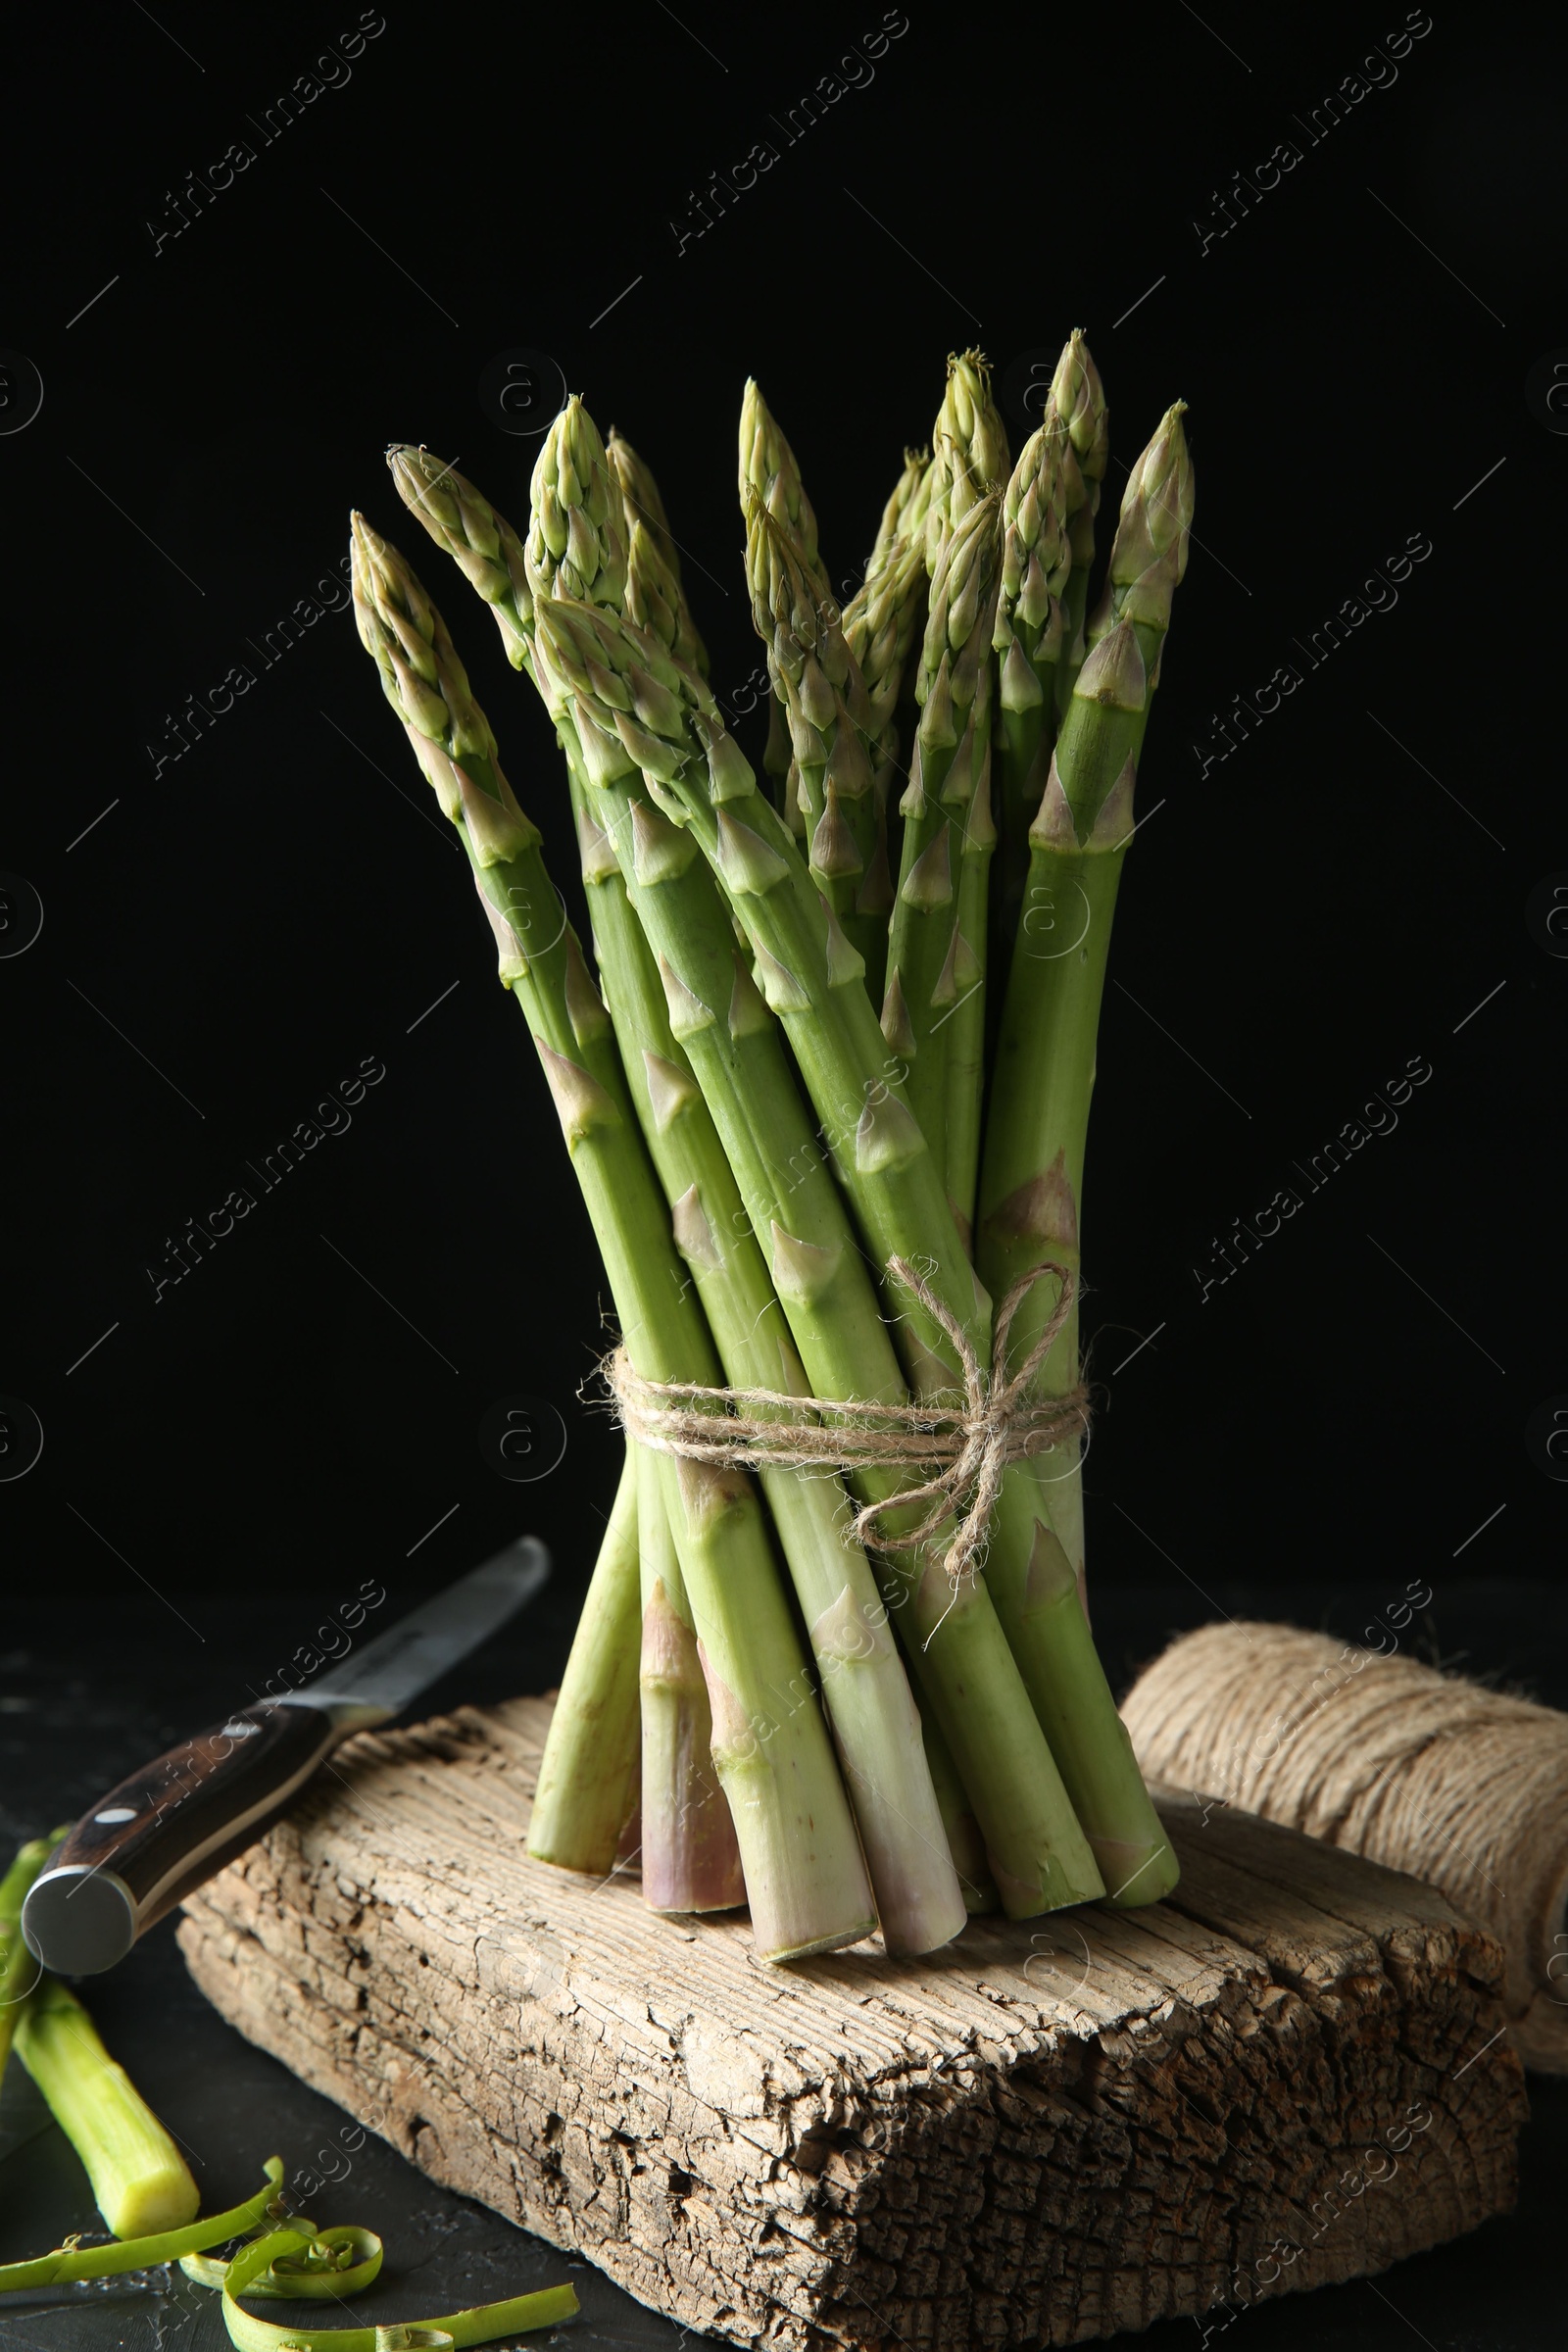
[
  {"xmin": 604, "ymin": 1256, "xmax": 1088, "ymax": 1589},
  {"xmin": 1122, "ymin": 1620, "xmax": 1568, "ymax": 2075}
]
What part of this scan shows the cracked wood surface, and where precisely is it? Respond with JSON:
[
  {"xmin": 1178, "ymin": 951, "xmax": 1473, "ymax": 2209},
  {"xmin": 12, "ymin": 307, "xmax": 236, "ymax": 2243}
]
[{"xmin": 176, "ymin": 1696, "xmax": 1526, "ymax": 2349}]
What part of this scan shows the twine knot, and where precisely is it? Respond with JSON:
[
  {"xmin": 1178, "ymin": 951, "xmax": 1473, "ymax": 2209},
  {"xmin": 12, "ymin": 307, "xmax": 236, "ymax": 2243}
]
[{"xmin": 604, "ymin": 1256, "xmax": 1087, "ymax": 1588}]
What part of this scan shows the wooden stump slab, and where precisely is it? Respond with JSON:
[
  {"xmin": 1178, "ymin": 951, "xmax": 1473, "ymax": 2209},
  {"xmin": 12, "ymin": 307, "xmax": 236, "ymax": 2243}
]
[{"xmin": 177, "ymin": 1696, "xmax": 1527, "ymax": 2349}]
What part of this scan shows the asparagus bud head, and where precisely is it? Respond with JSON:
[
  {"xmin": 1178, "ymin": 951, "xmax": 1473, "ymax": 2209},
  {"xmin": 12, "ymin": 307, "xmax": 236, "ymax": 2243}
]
[
  {"xmin": 1048, "ymin": 330, "xmax": 1109, "ymax": 485},
  {"xmin": 1092, "ymin": 401, "xmax": 1194, "ymax": 638},
  {"xmin": 626, "ymin": 515, "xmax": 709, "ymax": 674},
  {"xmin": 739, "ymin": 377, "xmax": 830, "ymax": 592},
  {"xmin": 995, "ymin": 423, "xmax": 1071, "ymax": 663},
  {"xmin": 526, "ymin": 395, "xmax": 628, "ymax": 610},
  {"xmin": 606, "ymin": 426, "xmax": 681, "ymax": 582},
  {"xmin": 385, "ymin": 446, "xmax": 534, "ymax": 662},
  {"xmin": 925, "ymin": 349, "xmax": 1010, "ymax": 570},
  {"xmin": 868, "ymin": 444, "xmax": 933, "ymax": 569},
  {"xmin": 350, "ymin": 514, "xmax": 496, "ymax": 759}
]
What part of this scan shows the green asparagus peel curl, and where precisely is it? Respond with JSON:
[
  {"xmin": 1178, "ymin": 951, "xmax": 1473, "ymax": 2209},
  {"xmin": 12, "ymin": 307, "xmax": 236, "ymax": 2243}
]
[
  {"xmin": 351, "ymin": 516, "xmax": 875, "ymax": 1961},
  {"xmin": 0, "ymin": 1827, "xmax": 68, "ymax": 2083},
  {"xmin": 180, "ymin": 2222, "xmax": 382, "ymax": 2298},
  {"xmin": 0, "ymin": 2160, "xmax": 286, "ymax": 2294},
  {"xmin": 978, "ymin": 402, "xmax": 1194, "ymax": 1907},
  {"xmin": 187, "ymin": 2224, "xmax": 577, "ymax": 2352},
  {"xmin": 16, "ymin": 1976, "xmax": 200, "ymax": 2237}
]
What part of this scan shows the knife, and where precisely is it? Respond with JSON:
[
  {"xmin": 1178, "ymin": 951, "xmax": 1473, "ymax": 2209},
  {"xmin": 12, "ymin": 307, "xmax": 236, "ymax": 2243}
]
[{"xmin": 22, "ymin": 1537, "xmax": 550, "ymax": 1978}]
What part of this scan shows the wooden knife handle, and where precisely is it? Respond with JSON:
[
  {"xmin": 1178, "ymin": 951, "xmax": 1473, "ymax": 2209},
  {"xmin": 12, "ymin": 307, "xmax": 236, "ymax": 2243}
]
[{"xmin": 23, "ymin": 1701, "xmax": 341, "ymax": 1974}]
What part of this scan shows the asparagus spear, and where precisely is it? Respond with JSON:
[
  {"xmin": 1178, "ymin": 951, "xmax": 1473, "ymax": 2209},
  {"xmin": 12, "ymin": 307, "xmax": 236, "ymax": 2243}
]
[
  {"xmin": 525, "ymin": 1446, "xmax": 642, "ymax": 1876},
  {"xmin": 940, "ymin": 658, "xmax": 999, "ymax": 1249},
  {"xmin": 740, "ymin": 382, "xmax": 837, "ymax": 804},
  {"xmin": 977, "ymin": 404, "xmax": 1194, "ymax": 1903},
  {"xmin": 0, "ymin": 1829, "xmax": 66, "ymax": 2085},
  {"xmin": 992, "ymin": 419, "xmax": 1073, "ymax": 960},
  {"xmin": 1047, "ymin": 331, "xmax": 1110, "ymax": 717},
  {"xmin": 534, "ymin": 591, "xmax": 1105, "ymax": 1917},
  {"xmin": 386, "ymin": 431, "xmax": 727, "ymax": 1898},
  {"xmin": 17, "ymin": 1977, "xmax": 200, "ymax": 2236},
  {"xmin": 843, "ymin": 451, "xmax": 933, "ymax": 749},
  {"xmin": 351, "ymin": 518, "xmax": 874, "ymax": 1960},
  {"xmin": 524, "ymin": 395, "xmax": 627, "ymax": 609},
  {"xmin": 745, "ymin": 496, "xmax": 885, "ymax": 1002},
  {"xmin": 842, "ymin": 451, "xmax": 933, "ymax": 952},
  {"xmin": 884, "ymin": 493, "xmax": 1002, "ymax": 1216}
]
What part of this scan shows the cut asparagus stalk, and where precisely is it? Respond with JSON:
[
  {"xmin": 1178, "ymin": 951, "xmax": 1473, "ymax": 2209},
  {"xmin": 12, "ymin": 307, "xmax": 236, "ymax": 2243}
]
[
  {"xmin": 978, "ymin": 403, "xmax": 1194, "ymax": 1904},
  {"xmin": 526, "ymin": 1446, "xmax": 642, "ymax": 1875},
  {"xmin": 16, "ymin": 1977, "xmax": 200, "ymax": 2236},
  {"xmin": 638, "ymin": 1450, "xmax": 745, "ymax": 1913},
  {"xmin": 352, "ymin": 518, "xmax": 875, "ymax": 1962},
  {"xmin": 0, "ymin": 1829, "xmax": 66, "ymax": 2086}
]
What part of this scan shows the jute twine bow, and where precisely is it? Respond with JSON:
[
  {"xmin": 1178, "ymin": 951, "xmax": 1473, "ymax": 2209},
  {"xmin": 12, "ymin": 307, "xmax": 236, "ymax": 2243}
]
[{"xmin": 605, "ymin": 1256, "xmax": 1088, "ymax": 1587}]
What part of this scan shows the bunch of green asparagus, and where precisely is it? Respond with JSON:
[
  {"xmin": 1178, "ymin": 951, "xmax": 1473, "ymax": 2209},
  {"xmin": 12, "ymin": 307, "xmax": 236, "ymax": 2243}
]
[{"xmin": 348, "ymin": 338, "xmax": 1194, "ymax": 1962}]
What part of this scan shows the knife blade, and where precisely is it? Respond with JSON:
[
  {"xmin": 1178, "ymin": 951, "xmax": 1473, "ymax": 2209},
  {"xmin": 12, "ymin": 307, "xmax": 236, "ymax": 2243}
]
[{"xmin": 22, "ymin": 1537, "xmax": 550, "ymax": 1977}]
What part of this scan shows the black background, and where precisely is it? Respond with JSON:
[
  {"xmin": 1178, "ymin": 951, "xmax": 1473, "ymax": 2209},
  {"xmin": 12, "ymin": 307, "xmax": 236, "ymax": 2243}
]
[{"xmin": 3, "ymin": 4, "xmax": 1566, "ymax": 2347}]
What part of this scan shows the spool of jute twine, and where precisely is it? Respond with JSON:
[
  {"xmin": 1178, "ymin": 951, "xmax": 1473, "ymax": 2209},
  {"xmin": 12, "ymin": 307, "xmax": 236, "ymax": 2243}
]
[
  {"xmin": 604, "ymin": 1255, "xmax": 1089, "ymax": 1589},
  {"xmin": 1121, "ymin": 1620, "xmax": 1568, "ymax": 2073}
]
